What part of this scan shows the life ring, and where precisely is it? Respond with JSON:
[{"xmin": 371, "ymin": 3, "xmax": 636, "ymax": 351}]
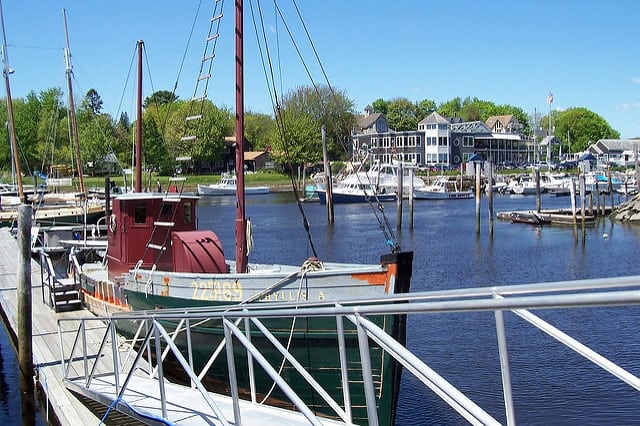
[{"xmin": 109, "ymin": 214, "xmax": 117, "ymax": 233}]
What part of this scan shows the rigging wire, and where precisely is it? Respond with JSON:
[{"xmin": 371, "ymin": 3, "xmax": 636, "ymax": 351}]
[
  {"xmin": 256, "ymin": 0, "xmax": 399, "ymax": 253},
  {"xmin": 250, "ymin": 0, "xmax": 318, "ymax": 258}
]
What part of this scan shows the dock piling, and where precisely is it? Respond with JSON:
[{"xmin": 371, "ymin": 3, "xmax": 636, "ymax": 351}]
[{"xmin": 17, "ymin": 205, "xmax": 34, "ymax": 397}]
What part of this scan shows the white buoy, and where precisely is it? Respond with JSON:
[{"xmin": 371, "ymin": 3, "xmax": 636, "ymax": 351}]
[{"xmin": 603, "ymin": 233, "xmax": 609, "ymax": 240}]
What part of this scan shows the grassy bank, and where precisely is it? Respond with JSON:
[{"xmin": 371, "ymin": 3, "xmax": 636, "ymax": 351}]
[{"xmin": 65, "ymin": 171, "xmax": 295, "ymax": 193}]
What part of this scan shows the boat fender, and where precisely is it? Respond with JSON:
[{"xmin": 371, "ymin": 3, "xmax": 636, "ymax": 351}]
[{"xmin": 109, "ymin": 214, "xmax": 117, "ymax": 233}]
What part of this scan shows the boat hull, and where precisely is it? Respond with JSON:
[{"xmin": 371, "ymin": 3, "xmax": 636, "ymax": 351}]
[
  {"xmin": 413, "ymin": 189, "xmax": 473, "ymax": 200},
  {"xmin": 316, "ymin": 189, "xmax": 396, "ymax": 204},
  {"xmin": 82, "ymin": 251, "xmax": 412, "ymax": 425},
  {"xmin": 197, "ymin": 183, "xmax": 269, "ymax": 196}
]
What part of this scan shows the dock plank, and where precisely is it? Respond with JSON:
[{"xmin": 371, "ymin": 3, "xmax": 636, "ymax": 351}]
[{"xmin": 0, "ymin": 228, "xmax": 106, "ymax": 424}]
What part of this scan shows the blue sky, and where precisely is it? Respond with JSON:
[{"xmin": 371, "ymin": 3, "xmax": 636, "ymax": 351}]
[{"xmin": 3, "ymin": 0, "xmax": 640, "ymax": 139}]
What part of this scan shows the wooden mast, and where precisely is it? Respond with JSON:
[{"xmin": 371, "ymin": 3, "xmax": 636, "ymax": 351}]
[
  {"xmin": 62, "ymin": 9, "xmax": 85, "ymax": 195},
  {"xmin": 235, "ymin": 0, "xmax": 247, "ymax": 273},
  {"xmin": 0, "ymin": 0, "xmax": 24, "ymax": 203},
  {"xmin": 135, "ymin": 40, "xmax": 143, "ymax": 193}
]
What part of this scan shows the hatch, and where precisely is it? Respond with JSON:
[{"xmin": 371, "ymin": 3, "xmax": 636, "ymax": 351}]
[{"xmin": 171, "ymin": 231, "xmax": 227, "ymax": 273}]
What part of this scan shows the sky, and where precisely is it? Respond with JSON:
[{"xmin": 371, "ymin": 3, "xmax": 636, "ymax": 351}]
[{"xmin": 2, "ymin": 0, "xmax": 640, "ymax": 139}]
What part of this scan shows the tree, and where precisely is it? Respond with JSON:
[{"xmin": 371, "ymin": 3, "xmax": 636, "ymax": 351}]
[
  {"xmin": 547, "ymin": 107, "xmax": 620, "ymax": 153},
  {"xmin": 386, "ymin": 98, "xmax": 418, "ymax": 131},
  {"xmin": 437, "ymin": 97, "xmax": 462, "ymax": 119},
  {"xmin": 276, "ymin": 85, "xmax": 356, "ymax": 165},
  {"xmin": 416, "ymin": 99, "xmax": 436, "ymax": 121},
  {"xmin": 245, "ymin": 112, "xmax": 276, "ymax": 151},
  {"xmin": 82, "ymin": 89, "xmax": 103, "ymax": 115},
  {"xmin": 371, "ymin": 98, "xmax": 388, "ymax": 115},
  {"xmin": 144, "ymin": 90, "xmax": 179, "ymax": 108}
]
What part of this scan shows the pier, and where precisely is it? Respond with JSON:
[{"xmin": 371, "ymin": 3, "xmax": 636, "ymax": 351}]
[{"xmin": 1, "ymin": 226, "xmax": 640, "ymax": 424}]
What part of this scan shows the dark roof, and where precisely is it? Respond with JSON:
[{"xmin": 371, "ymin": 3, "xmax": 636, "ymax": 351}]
[
  {"xmin": 418, "ymin": 111, "xmax": 449, "ymax": 125},
  {"xmin": 450, "ymin": 121, "xmax": 492, "ymax": 134},
  {"xmin": 358, "ymin": 112, "xmax": 384, "ymax": 130}
]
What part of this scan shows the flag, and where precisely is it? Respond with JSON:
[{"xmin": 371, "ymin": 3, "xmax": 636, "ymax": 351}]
[{"xmin": 547, "ymin": 91, "xmax": 554, "ymax": 105}]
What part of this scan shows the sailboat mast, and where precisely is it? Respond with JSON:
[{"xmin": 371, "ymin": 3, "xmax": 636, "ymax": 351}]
[
  {"xmin": 0, "ymin": 0, "xmax": 24, "ymax": 203},
  {"xmin": 62, "ymin": 9, "xmax": 85, "ymax": 195},
  {"xmin": 235, "ymin": 0, "xmax": 247, "ymax": 273},
  {"xmin": 135, "ymin": 39, "xmax": 143, "ymax": 193}
]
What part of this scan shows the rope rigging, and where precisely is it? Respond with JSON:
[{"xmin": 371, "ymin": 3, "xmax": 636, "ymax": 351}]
[{"xmin": 251, "ymin": 0, "xmax": 400, "ymax": 253}]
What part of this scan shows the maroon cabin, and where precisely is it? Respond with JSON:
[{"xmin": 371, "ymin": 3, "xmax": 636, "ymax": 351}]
[{"xmin": 106, "ymin": 193, "xmax": 227, "ymax": 283}]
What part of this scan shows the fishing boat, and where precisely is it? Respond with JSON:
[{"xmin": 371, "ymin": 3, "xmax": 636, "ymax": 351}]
[
  {"xmin": 197, "ymin": 172, "xmax": 269, "ymax": 196},
  {"xmin": 413, "ymin": 176, "xmax": 473, "ymax": 200},
  {"xmin": 66, "ymin": 5, "xmax": 412, "ymax": 425}
]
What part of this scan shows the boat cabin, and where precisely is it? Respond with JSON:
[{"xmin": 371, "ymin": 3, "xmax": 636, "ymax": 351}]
[{"xmin": 106, "ymin": 193, "xmax": 227, "ymax": 282}]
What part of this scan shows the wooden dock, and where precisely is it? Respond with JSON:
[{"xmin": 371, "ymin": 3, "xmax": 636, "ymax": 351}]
[
  {"xmin": 497, "ymin": 206, "xmax": 617, "ymax": 226},
  {"xmin": 0, "ymin": 227, "xmax": 112, "ymax": 425}
]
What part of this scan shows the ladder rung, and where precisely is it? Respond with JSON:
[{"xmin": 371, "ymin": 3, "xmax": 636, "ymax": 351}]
[
  {"xmin": 154, "ymin": 221, "xmax": 175, "ymax": 227},
  {"xmin": 147, "ymin": 243, "xmax": 166, "ymax": 251},
  {"xmin": 186, "ymin": 115, "xmax": 202, "ymax": 121},
  {"xmin": 206, "ymin": 34, "xmax": 220, "ymax": 42},
  {"xmin": 163, "ymin": 196, "xmax": 181, "ymax": 203},
  {"xmin": 169, "ymin": 177, "xmax": 187, "ymax": 182},
  {"xmin": 191, "ymin": 95, "xmax": 207, "ymax": 102},
  {"xmin": 181, "ymin": 136, "xmax": 196, "ymax": 142},
  {"xmin": 197, "ymin": 73, "xmax": 211, "ymax": 81},
  {"xmin": 203, "ymin": 54, "xmax": 215, "ymax": 62},
  {"xmin": 210, "ymin": 13, "xmax": 223, "ymax": 22}
]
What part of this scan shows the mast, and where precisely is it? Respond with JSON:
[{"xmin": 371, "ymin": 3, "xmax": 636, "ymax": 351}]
[
  {"xmin": 0, "ymin": 0, "xmax": 24, "ymax": 203},
  {"xmin": 135, "ymin": 39, "xmax": 143, "ymax": 193},
  {"xmin": 63, "ymin": 9, "xmax": 85, "ymax": 194},
  {"xmin": 235, "ymin": 0, "xmax": 247, "ymax": 273}
]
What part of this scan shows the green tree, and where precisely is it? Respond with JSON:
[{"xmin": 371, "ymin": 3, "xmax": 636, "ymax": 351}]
[
  {"xmin": 416, "ymin": 99, "xmax": 437, "ymax": 122},
  {"xmin": 144, "ymin": 90, "xmax": 179, "ymax": 108},
  {"xmin": 276, "ymin": 85, "xmax": 356, "ymax": 165},
  {"xmin": 371, "ymin": 98, "xmax": 388, "ymax": 115},
  {"xmin": 156, "ymin": 99, "xmax": 232, "ymax": 166},
  {"xmin": 548, "ymin": 107, "xmax": 620, "ymax": 153},
  {"xmin": 245, "ymin": 111, "xmax": 276, "ymax": 151},
  {"xmin": 437, "ymin": 97, "xmax": 462, "ymax": 119},
  {"xmin": 386, "ymin": 97, "xmax": 418, "ymax": 131},
  {"xmin": 82, "ymin": 89, "xmax": 103, "ymax": 115}
]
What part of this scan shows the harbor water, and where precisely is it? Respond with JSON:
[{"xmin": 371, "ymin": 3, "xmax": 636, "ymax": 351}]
[{"xmin": 0, "ymin": 191, "xmax": 638, "ymax": 424}]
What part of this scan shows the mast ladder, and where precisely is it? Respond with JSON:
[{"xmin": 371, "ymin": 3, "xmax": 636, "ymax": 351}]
[{"xmin": 182, "ymin": 1, "xmax": 224, "ymax": 145}]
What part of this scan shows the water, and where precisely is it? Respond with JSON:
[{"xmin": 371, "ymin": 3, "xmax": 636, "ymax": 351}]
[
  {"xmin": 1, "ymin": 191, "xmax": 638, "ymax": 424},
  {"xmin": 196, "ymin": 192, "xmax": 640, "ymax": 425}
]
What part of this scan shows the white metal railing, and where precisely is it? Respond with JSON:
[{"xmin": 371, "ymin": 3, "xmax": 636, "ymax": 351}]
[{"xmin": 57, "ymin": 275, "xmax": 640, "ymax": 425}]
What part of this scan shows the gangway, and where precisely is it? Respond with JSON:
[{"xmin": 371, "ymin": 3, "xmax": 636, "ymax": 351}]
[{"xmin": 57, "ymin": 275, "xmax": 640, "ymax": 425}]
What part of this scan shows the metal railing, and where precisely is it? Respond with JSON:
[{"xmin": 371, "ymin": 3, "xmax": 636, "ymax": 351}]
[{"xmin": 57, "ymin": 275, "xmax": 640, "ymax": 425}]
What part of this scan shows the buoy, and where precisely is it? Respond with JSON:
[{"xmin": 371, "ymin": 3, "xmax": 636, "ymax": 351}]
[{"xmin": 603, "ymin": 233, "xmax": 609, "ymax": 240}]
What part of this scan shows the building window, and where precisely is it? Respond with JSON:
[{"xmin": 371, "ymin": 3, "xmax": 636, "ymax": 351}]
[
  {"xmin": 395, "ymin": 136, "xmax": 405, "ymax": 147},
  {"xmin": 454, "ymin": 138, "xmax": 460, "ymax": 146},
  {"xmin": 463, "ymin": 136, "xmax": 474, "ymax": 147}
]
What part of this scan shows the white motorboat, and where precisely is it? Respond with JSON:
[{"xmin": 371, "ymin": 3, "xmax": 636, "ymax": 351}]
[
  {"xmin": 413, "ymin": 177, "xmax": 473, "ymax": 200},
  {"xmin": 197, "ymin": 173, "xmax": 269, "ymax": 196}
]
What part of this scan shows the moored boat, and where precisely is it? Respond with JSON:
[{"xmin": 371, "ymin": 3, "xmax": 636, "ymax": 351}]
[
  {"xmin": 197, "ymin": 172, "xmax": 269, "ymax": 196},
  {"xmin": 65, "ymin": 6, "xmax": 412, "ymax": 424},
  {"xmin": 413, "ymin": 176, "xmax": 473, "ymax": 200}
]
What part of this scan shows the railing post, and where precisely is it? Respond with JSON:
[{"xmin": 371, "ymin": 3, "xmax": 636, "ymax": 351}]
[
  {"xmin": 493, "ymin": 295, "xmax": 516, "ymax": 425},
  {"xmin": 356, "ymin": 314, "xmax": 379, "ymax": 426}
]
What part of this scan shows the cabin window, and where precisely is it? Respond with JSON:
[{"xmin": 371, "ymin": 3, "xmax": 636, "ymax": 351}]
[
  {"xmin": 134, "ymin": 203, "xmax": 147, "ymax": 224},
  {"xmin": 183, "ymin": 202, "xmax": 192, "ymax": 224},
  {"xmin": 161, "ymin": 203, "xmax": 173, "ymax": 217}
]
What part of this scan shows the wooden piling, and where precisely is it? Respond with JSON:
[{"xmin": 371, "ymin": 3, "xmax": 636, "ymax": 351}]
[{"xmin": 17, "ymin": 205, "xmax": 33, "ymax": 395}]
